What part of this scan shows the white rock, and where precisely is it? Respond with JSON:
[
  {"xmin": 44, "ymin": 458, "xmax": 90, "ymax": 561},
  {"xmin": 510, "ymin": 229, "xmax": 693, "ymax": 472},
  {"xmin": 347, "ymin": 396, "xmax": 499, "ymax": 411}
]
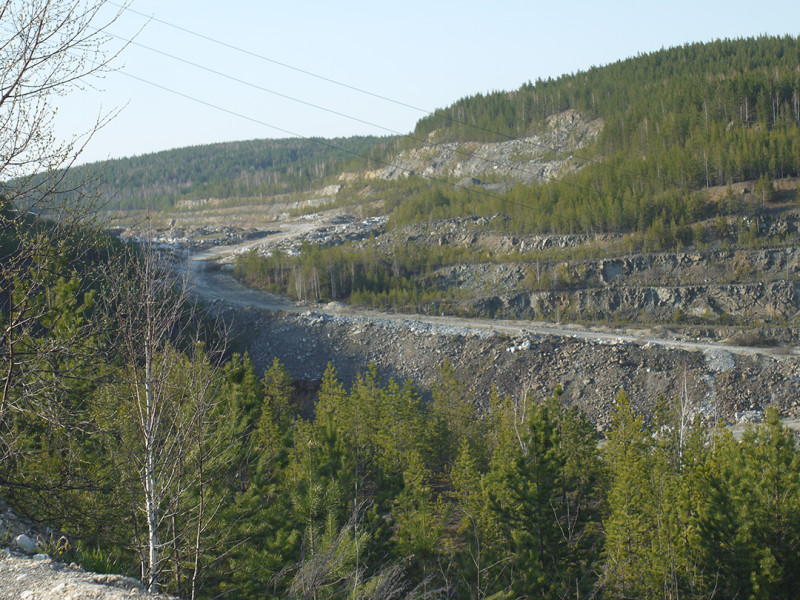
[{"xmin": 13, "ymin": 534, "xmax": 37, "ymax": 554}]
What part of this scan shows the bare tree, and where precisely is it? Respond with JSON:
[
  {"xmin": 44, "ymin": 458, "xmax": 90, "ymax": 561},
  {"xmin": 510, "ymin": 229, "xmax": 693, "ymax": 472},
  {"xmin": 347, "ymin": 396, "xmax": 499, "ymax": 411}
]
[
  {"xmin": 0, "ymin": 0, "xmax": 128, "ymax": 461},
  {"xmin": 285, "ymin": 511, "xmax": 431, "ymax": 600},
  {"xmin": 98, "ymin": 233, "xmax": 237, "ymax": 596},
  {"xmin": 99, "ymin": 236, "xmax": 190, "ymax": 592}
]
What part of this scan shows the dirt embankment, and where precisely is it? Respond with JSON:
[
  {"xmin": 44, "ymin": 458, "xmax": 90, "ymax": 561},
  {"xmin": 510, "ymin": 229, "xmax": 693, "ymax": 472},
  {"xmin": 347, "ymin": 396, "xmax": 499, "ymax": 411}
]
[{"xmin": 220, "ymin": 303, "xmax": 800, "ymax": 431}]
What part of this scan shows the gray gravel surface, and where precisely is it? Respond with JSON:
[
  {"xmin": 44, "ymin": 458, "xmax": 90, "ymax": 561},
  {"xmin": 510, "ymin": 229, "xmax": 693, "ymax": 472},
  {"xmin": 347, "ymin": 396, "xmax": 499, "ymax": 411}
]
[
  {"xmin": 0, "ymin": 502, "xmax": 171, "ymax": 600},
  {"xmin": 0, "ymin": 552, "xmax": 172, "ymax": 600}
]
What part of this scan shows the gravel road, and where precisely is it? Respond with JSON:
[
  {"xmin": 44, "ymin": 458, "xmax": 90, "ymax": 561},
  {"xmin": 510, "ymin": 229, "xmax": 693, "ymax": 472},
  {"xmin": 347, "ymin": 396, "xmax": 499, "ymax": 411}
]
[
  {"xmin": 187, "ymin": 251, "xmax": 793, "ymax": 361},
  {"xmin": 181, "ymin": 232, "xmax": 800, "ymax": 432}
]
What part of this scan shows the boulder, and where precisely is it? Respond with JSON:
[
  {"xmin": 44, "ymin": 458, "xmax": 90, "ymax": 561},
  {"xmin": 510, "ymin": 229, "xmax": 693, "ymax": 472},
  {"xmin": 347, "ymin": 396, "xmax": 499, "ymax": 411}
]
[{"xmin": 13, "ymin": 534, "xmax": 37, "ymax": 554}]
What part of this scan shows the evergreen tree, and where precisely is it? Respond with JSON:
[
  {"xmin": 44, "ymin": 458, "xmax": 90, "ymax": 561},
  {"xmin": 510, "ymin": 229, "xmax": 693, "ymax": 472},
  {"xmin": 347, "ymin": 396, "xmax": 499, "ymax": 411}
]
[
  {"xmin": 602, "ymin": 390, "xmax": 655, "ymax": 597},
  {"xmin": 393, "ymin": 450, "xmax": 449, "ymax": 587},
  {"xmin": 429, "ymin": 360, "xmax": 484, "ymax": 470},
  {"xmin": 713, "ymin": 409, "xmax": 800, "ymax": 600},
  {"xmin": 257, "ymin": 358, "xmax": 295, "ymax": 456},
  {"xmin": 487, "ymin": 390, "xmax": 602, "ymax": 599}
]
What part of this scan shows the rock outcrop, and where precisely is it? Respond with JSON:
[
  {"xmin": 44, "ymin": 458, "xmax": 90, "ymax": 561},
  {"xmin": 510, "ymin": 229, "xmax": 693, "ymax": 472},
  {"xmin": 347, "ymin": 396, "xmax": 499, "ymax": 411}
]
[
  {"xmin": 223, "ymin": 305, "xmax": 800, "ymax": 432},
  {"xmin": 366, "ymin": 109, "xmax": 602, "ymax": 184}
]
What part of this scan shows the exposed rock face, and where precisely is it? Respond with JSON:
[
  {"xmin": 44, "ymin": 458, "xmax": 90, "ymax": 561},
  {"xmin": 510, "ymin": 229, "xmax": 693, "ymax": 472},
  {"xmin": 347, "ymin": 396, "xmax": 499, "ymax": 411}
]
[
  {"xmin": 368, "ymin": 109, "xmax": 602, "ymax": 183},
  {"xmin": 458, "ymin": 279, "xmax": 800, "ymax": 327},
  {"xmin": 410, "ymin": 239, "xmax": 800, "ymax": 331}
]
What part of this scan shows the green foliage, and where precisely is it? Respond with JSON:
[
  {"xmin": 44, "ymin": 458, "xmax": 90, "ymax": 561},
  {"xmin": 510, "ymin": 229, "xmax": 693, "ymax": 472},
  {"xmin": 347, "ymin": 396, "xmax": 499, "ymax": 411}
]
[
  {"xmin": 10, "ymin": 216, "xmax": 800, "ymax": 599},
  {"xmin": 429, "ymin": 360, "xmax": 485, "ymax": 469},
  {"xmin": 704, "ymin": 410, "xmax": 800, "ymax": 600},
  {"xmin": 53, "ymin": 136, "xmax": 397, "ymax": 210},
  {"xmin": 11, "ymin": 333, "xmax": 800, "ymax": 600},
  {"xmin": 393, "ymin": 450, "xmax": 450, "ymax": 582},
  {"xmin": 258, "ymin": 357, "xmax": 296, "ymax": 454},
  {"xmin": 58, "ymin": 543, "xmax": 133, "ymax": 577},
  {"xmin": 602, "ymin": 391, "xmax": 657, "ymax": 596},
  {"xmin": 486, "ymin": 390, "xmax": 603, "ymax": 599},
  {"xmin": 397, "ymin": 37, "xmax": 800, "ymax": 241},
  {"xmin": 755, "ymin": 172, "xmax": 776, "ymax": 205},
  {"xmin": 415, "ymin": 36, "xmax": 800, "ymax": 148}
]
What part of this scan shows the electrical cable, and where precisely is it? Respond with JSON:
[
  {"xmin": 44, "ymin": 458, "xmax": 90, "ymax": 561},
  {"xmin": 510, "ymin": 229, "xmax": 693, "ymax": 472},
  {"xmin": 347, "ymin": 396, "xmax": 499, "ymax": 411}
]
[
  {"xmin": 105, "ymin": 1, "xmax": 665, "ymax": 188},
  {"xmin": 102, "ymin": 29, "xmax": 595, "ymax": 195},
  {"xmin": 106, "ymin": 1, "xmax": 430, "ymax": 115},
  {"xmin": 106, "ymin": 3, "xmax": 751, "ymax": 205},
  {"xmin": 118, "ymin": 70, "xmax": 552, "ymax": 214}
]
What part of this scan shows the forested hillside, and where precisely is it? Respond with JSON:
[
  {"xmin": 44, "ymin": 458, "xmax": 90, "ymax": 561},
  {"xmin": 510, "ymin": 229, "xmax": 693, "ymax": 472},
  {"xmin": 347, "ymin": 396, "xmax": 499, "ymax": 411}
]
[
  {"xmin": 68, "ymin": 36, "xmax": 800, "ymax": 239},
  {"xmin": 234, "ymin": 36, "xmax": 800, "ymax": 319},
  {"xmin": 400, "ymin": 36, "xmax": 800, "ymax": 233},
  {"xmin": 7, "ymin": 239, "xmax": 800, "ymax": 600},
  {"xmin": 415, "ymin": 35, "xmax": 800, "ymax": 149},
  {"xmin": 68, "ymin": 135, "xmax": 396, "ymax": 210}
]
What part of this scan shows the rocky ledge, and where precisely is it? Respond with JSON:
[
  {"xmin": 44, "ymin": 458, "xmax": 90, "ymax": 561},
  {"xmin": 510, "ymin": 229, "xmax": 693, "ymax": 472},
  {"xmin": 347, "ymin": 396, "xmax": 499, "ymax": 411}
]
[{"xmin": 0, "ymin": 501, "xmax": 170, "ymax": 600}]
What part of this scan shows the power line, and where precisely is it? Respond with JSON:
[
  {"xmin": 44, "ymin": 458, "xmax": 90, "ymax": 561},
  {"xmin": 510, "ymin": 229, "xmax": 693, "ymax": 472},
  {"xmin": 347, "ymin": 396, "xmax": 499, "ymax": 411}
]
[
  {"xmin": 108, "ymin": 4, "xmax": 673, "ymax": 185},
  {"xmin": 103, "ymin": 30, "xmax": 595, "ymax": 197},
  {"xmin": 107, "ymin": 3, "xmax": 763, "ymax": 209},
  {"xmin": 103, "ymin": 32, "xmax": 403, "ymax": 137},
  {"xmin": 106, "ymin": 1, "xmax": 430, "ymax": 116},
  {"xmin": 117, "ymin": 70, "xmax": 548, "ymax": 214},
  {"xmin": 105, "ymin": 3, "xmax": 623, "ymax": 182},
  {"xmin": 107, "ymin": 2, "xmax": 731, "ymax": 201}
]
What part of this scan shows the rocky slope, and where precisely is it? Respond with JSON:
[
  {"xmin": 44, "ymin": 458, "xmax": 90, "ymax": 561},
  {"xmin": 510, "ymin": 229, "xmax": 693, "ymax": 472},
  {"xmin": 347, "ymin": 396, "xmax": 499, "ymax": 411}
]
[
  {"xmin": 221, "ymin": 303, "xmax": 800, "ymax": 433},
  {"xmin": 363, "ymin": 109, "xmax": 602, "ymax": 184},
  {"xmin": 0, "ymin": 502, "xmax": 170, "ymax": 600},
  {"xmin": 210, "ymin": 202, "xmax": 800, "ymax": 340}
]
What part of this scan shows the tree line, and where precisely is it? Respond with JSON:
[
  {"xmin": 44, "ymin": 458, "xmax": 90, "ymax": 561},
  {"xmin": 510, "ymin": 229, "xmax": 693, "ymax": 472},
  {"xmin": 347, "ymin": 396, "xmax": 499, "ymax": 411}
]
[
  {"xmin": 233, "ymin": 177, "xmax": 798, "ymax": 316},
  {"xmin": 49, "ymin": 37, "xmax": 800, "ymax": 220},
  {"xmin": 5, "ymin": 248, "xmax": 800, "ymax": 600},
  {"xmin": 2, "ymin": 205, "xmax": 799, "ymax": 598},
  {"xmin": 52, "ymin": 135, "xmax": 397, "ymax": 211},
  {"xmin": 395, "ymin": 36, "xmax": 800, "ymax": 239}
]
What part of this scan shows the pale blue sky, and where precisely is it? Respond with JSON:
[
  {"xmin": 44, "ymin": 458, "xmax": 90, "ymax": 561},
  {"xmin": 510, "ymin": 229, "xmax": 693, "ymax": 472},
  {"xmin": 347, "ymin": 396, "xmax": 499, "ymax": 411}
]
[{"xmin": 54, "ymin": 0, "xmax": 800, "ymax": 164}]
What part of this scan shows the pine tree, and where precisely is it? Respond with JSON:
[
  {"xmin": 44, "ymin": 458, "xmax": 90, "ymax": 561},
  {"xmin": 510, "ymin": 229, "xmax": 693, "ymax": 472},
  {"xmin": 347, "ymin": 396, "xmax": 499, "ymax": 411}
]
[
  {"xmin": 429, "ymin": 360, "xmax": 483, "ymax": 469},
  {"xmin": 603, "ymin": 390, "xmax": 655, "ymax": 597},
  {"xmin": 723, "ymin": 409, "xmax": 800, "ymax": 600},
  {"xmin": 257, "ymin": 358, "xmax": 295, "ymax": 456},
  {"xmin": 393, "ymin": 450, "xmax": 449, "ymax": 586},
  {"xmin": 451, "ymin": 439, "xmax": 506, "ymax": 600},
  {"xmin": 487, "ymin": 391, "xmax": 602, "ymax": 599}
]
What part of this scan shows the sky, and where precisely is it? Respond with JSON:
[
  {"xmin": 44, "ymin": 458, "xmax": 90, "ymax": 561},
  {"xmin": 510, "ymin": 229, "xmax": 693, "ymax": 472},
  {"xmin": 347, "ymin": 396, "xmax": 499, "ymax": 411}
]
[{"xmin": 52, "ymin": 0, "xmax": 800, "ymax": 165}]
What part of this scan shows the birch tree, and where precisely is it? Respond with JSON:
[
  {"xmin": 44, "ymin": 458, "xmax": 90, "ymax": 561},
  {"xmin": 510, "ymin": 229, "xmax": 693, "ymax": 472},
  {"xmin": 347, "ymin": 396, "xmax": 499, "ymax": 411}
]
[{"xmin": 98, "ymin": 236, "xmax": 233, "ymax": 595}]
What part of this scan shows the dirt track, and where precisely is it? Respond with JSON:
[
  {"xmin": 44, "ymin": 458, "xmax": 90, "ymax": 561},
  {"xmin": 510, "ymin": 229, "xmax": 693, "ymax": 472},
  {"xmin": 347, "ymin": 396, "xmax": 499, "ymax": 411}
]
[
  {"xmin": 188, "ymin": 246, "xmax": 793, "ymax": 360},
  {"xmin": 184, "ymin": 244, "xmax": 800, "ymax": 430}
]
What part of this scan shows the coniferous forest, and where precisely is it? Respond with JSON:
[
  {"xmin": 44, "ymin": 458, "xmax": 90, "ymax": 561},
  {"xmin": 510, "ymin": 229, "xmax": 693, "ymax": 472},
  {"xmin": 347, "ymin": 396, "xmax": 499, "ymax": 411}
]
[
  {"xmin": 4, "ymin": 18, "xmax": 800, "ymax": 600},
  {"xmin": 233, "ymin": 36, "xmax": 800, "ymax": 313},
  {"xmin": 70, "ymin": 36, "xmax": 800, "ymax": 226},
  {"xmin": 5, "ymin": 248, "xmax": 800, "ymax": 600}
]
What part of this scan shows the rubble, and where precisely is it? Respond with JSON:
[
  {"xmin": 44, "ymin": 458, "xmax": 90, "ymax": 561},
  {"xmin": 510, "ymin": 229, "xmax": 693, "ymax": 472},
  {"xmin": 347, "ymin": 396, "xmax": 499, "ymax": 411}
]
[
  {"xmin": 0, "ymin": 501, "xmax": 172, "ymax": 599},
  {"xmin": 223, "ymin": 305, "xmax": 800, "ymax": 430}
]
